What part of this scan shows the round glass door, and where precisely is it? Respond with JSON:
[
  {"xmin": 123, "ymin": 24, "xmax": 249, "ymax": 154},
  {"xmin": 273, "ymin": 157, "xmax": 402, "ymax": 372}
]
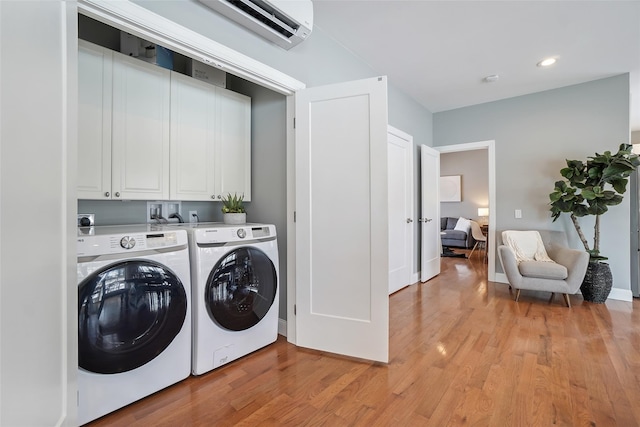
[
  {"xmin": 78, "ymin": 260, "xmax": 187, "ymax": 374},
  {"xmin": 205, "ymin": 247, "xmax": 277, "ymax": 331}
]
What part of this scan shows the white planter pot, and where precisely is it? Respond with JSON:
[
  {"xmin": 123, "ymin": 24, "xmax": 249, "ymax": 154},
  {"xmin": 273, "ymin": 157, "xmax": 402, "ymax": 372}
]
[{"xmin": 223, "ymin": 213, "xmax": 246, "ymax": 225}]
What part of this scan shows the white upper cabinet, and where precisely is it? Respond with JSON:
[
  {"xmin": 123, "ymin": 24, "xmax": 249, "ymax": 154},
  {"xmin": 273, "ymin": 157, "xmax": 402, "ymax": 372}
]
[
  {"xmin": 170, "ymin": 72, "xmax": 217, "ymax": 201},
  {"xmin": 215, "ymin": 87, "xmax": 252, "ymax": 201},
  {"xmin": 78, "ymin": 40, "xmax": 113, "ymax": 199},
  {"xmin": 78, "ymin": 40, "xmax": 250, "ymax": 202},
  {"xmin": 170, "ymin": 72, "xmax": 251, "ymax": 201},
  {"xmin": 111, "ymin": 53, "xmax": 171, "ymax": 200}
]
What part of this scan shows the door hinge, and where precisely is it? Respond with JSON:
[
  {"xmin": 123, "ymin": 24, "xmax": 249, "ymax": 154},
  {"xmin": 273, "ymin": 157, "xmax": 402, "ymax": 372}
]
[
  {"xmin": 294, "ymin": 211, "xmax": 296, "ymax": 222},
  {"xmin": 294, "ymin": 304, "xmax": 296, "ymax": 315},
  {"xmin": 293, "ymin": 117, "xmax": 296, "ymax": 129}
]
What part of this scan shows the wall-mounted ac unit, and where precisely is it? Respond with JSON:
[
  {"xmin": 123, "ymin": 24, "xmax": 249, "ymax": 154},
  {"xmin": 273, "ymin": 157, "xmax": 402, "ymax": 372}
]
[{"xmin": 197, "ymin": 0, "xmax": 313, "ymax": 50}]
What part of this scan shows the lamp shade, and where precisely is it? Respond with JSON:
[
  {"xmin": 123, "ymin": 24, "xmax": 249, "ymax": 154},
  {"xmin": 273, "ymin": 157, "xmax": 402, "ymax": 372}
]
[{"xmin": 477, "ymin": 208, "xmax": 489, "ymax": 217}]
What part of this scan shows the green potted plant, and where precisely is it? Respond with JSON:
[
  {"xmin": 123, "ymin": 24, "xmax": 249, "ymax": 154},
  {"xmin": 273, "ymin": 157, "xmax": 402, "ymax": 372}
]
[
  {"xmin": 549, "ymin": 143, "xmax": 640, "ymax": 302},
  {"xmin": 221, "ymin": 193, "xmax": 246, "ymax": 225}
]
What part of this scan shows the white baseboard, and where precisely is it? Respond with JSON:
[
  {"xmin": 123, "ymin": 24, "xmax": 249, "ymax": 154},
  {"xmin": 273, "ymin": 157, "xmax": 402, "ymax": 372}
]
[
  {"xmin": 493, "ymin": 273, "xmax": 632, "ymax": 302},
  {"xmin": 278, "ymin": 318, "xmax": 287, "ymax": 337},
  {"xmin": 494, "ymin": 273, "xmax": 508, "ymax": 284},
  {"xmin": 608, "ymin": 287, "xmax": 633, "ymax": 302}
]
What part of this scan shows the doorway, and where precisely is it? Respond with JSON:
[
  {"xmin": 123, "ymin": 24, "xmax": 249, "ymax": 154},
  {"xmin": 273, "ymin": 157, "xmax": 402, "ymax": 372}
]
[{"xmin": 436, "ymin": 141, "xmax": 496, "ymax": 282}]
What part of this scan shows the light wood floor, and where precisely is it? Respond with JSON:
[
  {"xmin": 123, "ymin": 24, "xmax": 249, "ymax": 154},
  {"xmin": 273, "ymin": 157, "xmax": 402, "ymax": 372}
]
[{"xmin": 88, "ymin": 251, "xmax": 640, "ymax": 426}]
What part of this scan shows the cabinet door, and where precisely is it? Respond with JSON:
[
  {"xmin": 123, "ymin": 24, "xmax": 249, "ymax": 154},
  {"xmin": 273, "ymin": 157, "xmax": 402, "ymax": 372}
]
[
  {"xmin": 77, "ymin": 40, "xmax": 112, "ymax": 199},
  {"xmin": 111, "ymin": 53, "xmax": 170, "ymax": 200},
  {"xmin": 216, "ymin": 87, "xmax": 251, "ymax": 201},
  {"xmin": 169, "ymin": 72, "xmax": 217, "ymax": 201}
]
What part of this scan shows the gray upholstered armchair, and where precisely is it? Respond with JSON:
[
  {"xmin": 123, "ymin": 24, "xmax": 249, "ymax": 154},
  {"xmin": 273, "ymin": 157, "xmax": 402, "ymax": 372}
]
[{"xmin": 497, "ymin": 230, "xmax": 589, "ymax": 307}]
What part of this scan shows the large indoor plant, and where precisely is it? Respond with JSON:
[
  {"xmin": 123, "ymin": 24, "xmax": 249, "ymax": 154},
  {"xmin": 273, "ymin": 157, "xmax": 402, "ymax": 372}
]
[
  {"xmin": 221, "ymin": 193, "xmax": 246, "ymax": 224},
  {"xmin": 549, "ymin": 143, "xmax": 640, "ymax": 302}
]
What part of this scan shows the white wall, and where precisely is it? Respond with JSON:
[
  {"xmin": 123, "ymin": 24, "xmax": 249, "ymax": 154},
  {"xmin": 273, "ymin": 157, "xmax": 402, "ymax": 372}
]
[
  {"xmin": 434, "ymin": 75, "xmax": 632, "ymax": 295},
  {"xmin": 0, "ymin": 1, "xmax": 77, "ymax": 425}
]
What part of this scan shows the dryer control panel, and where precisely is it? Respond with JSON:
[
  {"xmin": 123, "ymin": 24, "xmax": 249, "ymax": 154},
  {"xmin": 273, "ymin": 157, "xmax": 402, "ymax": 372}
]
[{"xmin": 194, "ymin": 225, "xmax": 275, "ymax": 245}]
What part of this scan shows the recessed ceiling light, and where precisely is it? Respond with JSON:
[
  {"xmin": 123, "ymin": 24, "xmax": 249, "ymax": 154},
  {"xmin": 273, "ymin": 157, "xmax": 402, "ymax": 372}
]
[{"xmin": 537, "ymin": 57, "xmax": 557, "ymax": 67}]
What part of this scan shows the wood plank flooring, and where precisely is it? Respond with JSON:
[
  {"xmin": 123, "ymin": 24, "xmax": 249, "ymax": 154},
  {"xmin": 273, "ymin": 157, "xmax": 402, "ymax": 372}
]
[{"xmin": 88, "ymin": 251, "xmax": 640, "ymax": 426}]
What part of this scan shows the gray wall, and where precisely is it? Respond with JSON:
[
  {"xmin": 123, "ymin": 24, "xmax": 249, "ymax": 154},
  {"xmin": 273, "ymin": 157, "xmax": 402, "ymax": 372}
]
[
  {"xmin": 434, "ymin": 75, "xmax": 631, "ymax": 292},
  {"xmin": 226, "ymin": 75, "xmax": 288, "ymax": 319},
  {"xmin": 440, "ymin": 150, "xmax": 488, "ymax": 221}
]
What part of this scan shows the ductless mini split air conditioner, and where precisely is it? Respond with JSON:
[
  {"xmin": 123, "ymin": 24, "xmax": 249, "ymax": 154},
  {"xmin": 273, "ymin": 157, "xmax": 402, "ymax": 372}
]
[{"xmin": 197, "ymin": 0, "xmax": 313, "ymax": 50}]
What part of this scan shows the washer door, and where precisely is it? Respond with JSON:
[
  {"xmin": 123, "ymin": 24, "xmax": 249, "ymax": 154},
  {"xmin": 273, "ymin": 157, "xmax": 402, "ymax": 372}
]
[
  {"xmin": 205, "ymin": 247, "xmax": 277, "ymax": 331},
  {"xmin": 78, "ymin": 260, "xmax": 187, "ymax": 374}
]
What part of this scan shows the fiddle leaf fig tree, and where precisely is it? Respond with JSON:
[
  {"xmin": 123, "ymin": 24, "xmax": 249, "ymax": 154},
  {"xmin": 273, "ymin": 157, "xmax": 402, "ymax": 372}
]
[{"xmin": 549, "ymin": 143, "xmax": 640, "ymax": 262}]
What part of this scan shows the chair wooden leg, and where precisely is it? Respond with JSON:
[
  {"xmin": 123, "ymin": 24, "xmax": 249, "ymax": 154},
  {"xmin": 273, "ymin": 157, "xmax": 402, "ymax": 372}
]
[
  {"xmin": 469, "ymin": 242, "xmax": 478, "ymax": 259},
  {"xmin": 548, "ymin": 293, "xmax": 555, "ymax": 304},
  {"xmin": 514, "ymin": 289, "xmax": 521, "ymax": 302},
  {"xmin": 563, "ymin": 293, "xmax": 571, "ymax": 308}
]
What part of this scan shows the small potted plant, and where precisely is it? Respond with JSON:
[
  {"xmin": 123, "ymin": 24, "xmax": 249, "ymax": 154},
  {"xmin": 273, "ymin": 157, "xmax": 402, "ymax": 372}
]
[
  {"xmin": 549, "ymin": 143, "xmax": 640, "ymax": 302},
  {"xmin": 221, "ymin": 193, "xmax": 246, "ymax": 225}
]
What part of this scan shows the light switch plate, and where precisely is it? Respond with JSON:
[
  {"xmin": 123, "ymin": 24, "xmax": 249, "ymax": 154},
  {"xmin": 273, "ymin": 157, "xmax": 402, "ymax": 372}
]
[{"xmin": 515, "ymin": 209, "xmax": 522, "ymax": 219}]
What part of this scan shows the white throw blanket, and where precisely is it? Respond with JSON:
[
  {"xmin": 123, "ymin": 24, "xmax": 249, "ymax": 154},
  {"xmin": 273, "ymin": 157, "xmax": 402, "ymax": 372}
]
[{"xmin": 502, "ymin": 230, "xmax": 555, "ymax": 264}]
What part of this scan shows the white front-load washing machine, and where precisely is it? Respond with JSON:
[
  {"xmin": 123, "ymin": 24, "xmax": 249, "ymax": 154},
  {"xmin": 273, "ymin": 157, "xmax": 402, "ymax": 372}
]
[
  {"xmin": 173, "ymin": 222, "xmax": 279, "ymax": 375},
  {"xmin": 76, "ymin": 225, "xmax": 191, "ymax": 425}
]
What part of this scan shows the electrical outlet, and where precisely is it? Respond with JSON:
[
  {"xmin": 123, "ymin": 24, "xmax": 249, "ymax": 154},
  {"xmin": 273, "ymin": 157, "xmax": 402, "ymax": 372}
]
[
  {"xmin": 189, "ymin": 210, "xmax": 198, "ymax": 223},
  {"xmin": 77, "ymin": 213, "xmax": 95, "ymax": 227}
]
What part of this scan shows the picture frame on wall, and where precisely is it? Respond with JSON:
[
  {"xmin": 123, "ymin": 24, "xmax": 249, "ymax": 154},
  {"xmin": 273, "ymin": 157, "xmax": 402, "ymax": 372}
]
[{"xmin": 440, "ymin": 175, "xmax": 461, "ymax": 202}]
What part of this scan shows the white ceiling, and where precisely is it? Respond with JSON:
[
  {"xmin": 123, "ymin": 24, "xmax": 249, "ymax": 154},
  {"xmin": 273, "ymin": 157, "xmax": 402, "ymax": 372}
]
[{"xmin": 312, "ymin": 0, "xmax": 640, "ymax": 131}]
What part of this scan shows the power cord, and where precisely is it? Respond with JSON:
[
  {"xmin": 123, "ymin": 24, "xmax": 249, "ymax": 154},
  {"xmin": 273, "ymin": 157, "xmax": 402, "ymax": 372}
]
[
  {"xmin": 191, "ymin": 212, "xmax": 200, "ymax": 223},
  {"xmin": 169, "ymin": 212, "xmax": 185, "ymax": 223}
]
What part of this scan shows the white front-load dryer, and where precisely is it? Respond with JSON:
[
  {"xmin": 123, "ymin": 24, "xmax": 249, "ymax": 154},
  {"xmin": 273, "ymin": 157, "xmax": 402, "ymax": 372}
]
[
  {"xmin": 175, "ymin": 223, "xmax": 279, "ymax": 375},
  {"xmin": 76, "ymin": 225, "xmax": 191, "ymax": 425}
]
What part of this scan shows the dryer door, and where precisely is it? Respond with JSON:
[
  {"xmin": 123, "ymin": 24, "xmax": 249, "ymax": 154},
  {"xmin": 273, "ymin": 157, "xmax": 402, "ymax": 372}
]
[
  {"xmin": 205, "ymin": 247, "xmax": 277, "ymax": 331},
  {"xmin": 78, "ymin": 260, "xmax": 187, "ymax": 374}
]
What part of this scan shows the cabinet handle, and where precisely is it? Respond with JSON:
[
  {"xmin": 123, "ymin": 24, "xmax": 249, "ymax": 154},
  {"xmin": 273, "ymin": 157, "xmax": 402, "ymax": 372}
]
[
  {"xmin": 211, "ymin": 195, "xmax": 216, "ymax": 200},
  {"xmin": 217, "ymin": 195, "xmax": 222, "ymax": 200},
  {"xmin": 115, "ymin": 192, "xmax": 120, "ymax": 197},
  {"xmin": 406, "ymin": 218, "xmax": 413, "ymax": 223},
  {"xmin": 105, "ymin": 192, "xmax": 110, "ymax": 197}
]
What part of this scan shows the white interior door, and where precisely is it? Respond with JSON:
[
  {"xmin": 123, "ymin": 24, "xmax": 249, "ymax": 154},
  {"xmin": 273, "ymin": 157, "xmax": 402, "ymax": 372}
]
[
  {"xmin": 295, "ymin": 76, "xmax": 389, "ymax": 363},
  {"xmin": 388, "ymin": 126, "xmax": 414, "ymax": 294},
  {"xmin": 421, "ymin": 145, "xmax": 441, "ymax": 282}
]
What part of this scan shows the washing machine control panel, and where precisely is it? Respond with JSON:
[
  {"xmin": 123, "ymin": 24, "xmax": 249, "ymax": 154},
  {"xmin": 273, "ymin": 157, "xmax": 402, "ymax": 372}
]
[{"xmin": 77, "ymin": 227, "xmax": 187, "ymax": 257}]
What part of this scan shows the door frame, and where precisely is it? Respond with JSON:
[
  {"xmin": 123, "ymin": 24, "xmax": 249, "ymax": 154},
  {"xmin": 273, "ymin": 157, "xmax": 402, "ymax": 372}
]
[{"xmin": 436, "ymin": 140, "xmax": 496, "ymax": 282}]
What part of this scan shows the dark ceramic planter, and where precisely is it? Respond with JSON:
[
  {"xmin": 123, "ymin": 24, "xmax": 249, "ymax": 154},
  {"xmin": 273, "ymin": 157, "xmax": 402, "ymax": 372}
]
[{"xmin": 580, "ymin": 262, "xmax": 613, "ymax": 304}]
